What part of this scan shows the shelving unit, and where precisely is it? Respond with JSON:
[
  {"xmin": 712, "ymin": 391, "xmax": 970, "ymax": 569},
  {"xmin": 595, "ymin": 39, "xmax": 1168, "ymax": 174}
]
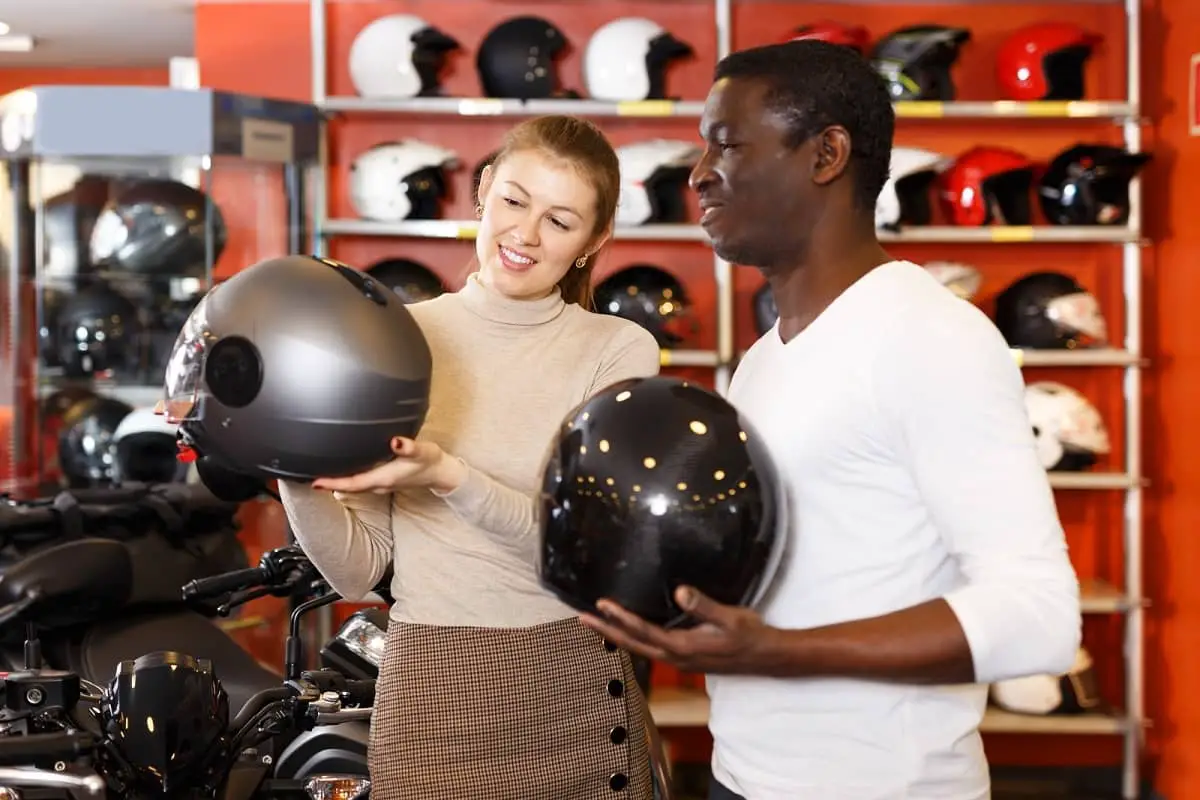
[{"xmin": 306, "ymin": 0, "xmax": 1145, "ymax": 796}]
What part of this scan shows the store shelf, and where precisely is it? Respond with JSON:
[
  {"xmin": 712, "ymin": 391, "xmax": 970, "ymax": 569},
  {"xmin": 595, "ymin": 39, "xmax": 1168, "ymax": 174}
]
[
  {"xmin": 1014, "ymin": 348, "xmax": 1142, "ymax": 367},
  {"xmin": 318, "ymin": 97, "xmax": 1135, "ymax": 122},
  {"xmin": 321, "ymin": 219, "xmax": 1137, "ymax": 245},
  {"xmin": 662, "ymin": 350, "xmax": 720, "ymax": 367},
  {"xmin": 1080, "ymin": 579, "xmax": 1138, "ymax": 614},
  {"xmin": 1049, "ymin": 472, "xmax": 1139, "ymax": 490},
  {"xmin": 648, "ymin": 687, "xmax": 1132, "ymax": 735},
  {"xmin": 878, "ymin": 226, "xmax": 1139, "ymax": 244}
]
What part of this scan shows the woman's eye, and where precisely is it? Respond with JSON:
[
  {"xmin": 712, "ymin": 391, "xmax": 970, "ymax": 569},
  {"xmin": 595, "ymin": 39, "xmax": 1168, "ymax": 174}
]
[
  {"xmin": 503, "ymin": 197, "xmax": 521, "ymax": 207},
  {"xmin": 549, "ymin": 217, "xmax": 568, "ymax": 231}
]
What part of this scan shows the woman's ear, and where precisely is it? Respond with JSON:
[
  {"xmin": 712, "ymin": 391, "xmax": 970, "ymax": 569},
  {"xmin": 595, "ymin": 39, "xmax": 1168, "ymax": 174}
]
[
  {"xmin": 476, "ymin": 164, "xmax": 494, "ymax": 208},
  {"xmin": 588, "ymin": 224, "xmax": 613, "ymax": 258}
]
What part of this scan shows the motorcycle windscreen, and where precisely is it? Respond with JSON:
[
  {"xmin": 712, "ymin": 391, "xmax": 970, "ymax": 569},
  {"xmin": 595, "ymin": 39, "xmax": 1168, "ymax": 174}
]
[{"xmin": 163, "ymin": 286, "xmax": 219, "ymax": 423}]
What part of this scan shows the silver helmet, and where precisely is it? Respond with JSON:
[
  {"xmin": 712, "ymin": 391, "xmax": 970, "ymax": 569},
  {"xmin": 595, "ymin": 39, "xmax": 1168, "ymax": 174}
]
[{"xmin": 162, "ymin": 254, "xmax": 432, "ymax": 483}]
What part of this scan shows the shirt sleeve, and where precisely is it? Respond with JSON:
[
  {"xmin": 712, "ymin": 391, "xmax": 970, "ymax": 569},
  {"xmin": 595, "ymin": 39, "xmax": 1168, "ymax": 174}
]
[
  {"xmin": 277, "ymin": 480, "xmax": 394, "ymax": 602},
  {"xmin": 434, "ymin": 323, "xmax": 662, "ymax": 554},
  {"xmin": 873, "ymin": 302, "xmax": 1082, "ymax": 686}
]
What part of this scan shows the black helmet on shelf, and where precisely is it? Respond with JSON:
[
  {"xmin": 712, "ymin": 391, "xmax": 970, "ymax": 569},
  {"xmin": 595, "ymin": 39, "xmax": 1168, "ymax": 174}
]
[
  {"xmin": 994, "ymin": 271, "xmax": 1108, "ymax": 350},
  {"xmin": 58, "ymin": 394, "xmax": 134, "ymax": 488},
  {"xmin": 538, "ymin": 376, "xmax": 786, "ymax": 629},
  {"xmin": 1038, "ymin": 143, "xmax": 1151, "ymax": 226},
  {"xmin": 163, "ymin": 254, "xmax": 433, "ymax": 497},
  {"xmin": 752, "ymin": 283, "xmax": 778, "ymax": 336},
  {"xmin": 476, "ymin": 16, "xmax": 573, "ymax": 100},
  {"xmin": 593, "ymin": 265, "xmax": 697, "ymax": 349},
  {"xmin": 89, "ymin": 179, "xmax": 227, "ymax": 278},
  {"xmin": 366, "ymin": 258, "xmax": 446, "ymax": 303},
  {"xmin": 870, "ymin": 24, "xmax": 972, "ymax": 101},
  {"xmin": 53, "ymin": 281, "xmax": 143, "ymax": 378}
]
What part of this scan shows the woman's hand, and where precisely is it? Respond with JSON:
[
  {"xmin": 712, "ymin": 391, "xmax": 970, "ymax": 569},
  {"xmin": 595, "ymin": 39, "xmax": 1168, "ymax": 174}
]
[{"xmin": 311, "ymin": 437, "xmax": 468, "ymax": 495}]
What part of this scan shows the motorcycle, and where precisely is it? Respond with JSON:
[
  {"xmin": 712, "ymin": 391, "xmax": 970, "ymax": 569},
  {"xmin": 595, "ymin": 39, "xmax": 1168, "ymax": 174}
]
[
  {"xmin": 0, "ymin": 484, "xmax": 285, "ymax": 723},
  {"xmin": 0, "ymin": 537, "xmax": 376, "ymax": 800},
  {"xmin": 194, "ymin": 555, "xmax": 674, "ymax": 798}
]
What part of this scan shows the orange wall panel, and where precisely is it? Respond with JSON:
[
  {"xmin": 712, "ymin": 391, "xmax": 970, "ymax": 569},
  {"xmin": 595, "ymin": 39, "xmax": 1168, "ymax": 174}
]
[{"xmin": 0, "ymin": 67, "xmax": 167, "ymax": 96}]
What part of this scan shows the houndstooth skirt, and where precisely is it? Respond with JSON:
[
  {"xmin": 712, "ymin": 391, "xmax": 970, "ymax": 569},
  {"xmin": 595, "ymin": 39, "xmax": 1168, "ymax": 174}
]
[{"xmin": 368, "ymin": 616, "xmax": 654, "ymax": 800}]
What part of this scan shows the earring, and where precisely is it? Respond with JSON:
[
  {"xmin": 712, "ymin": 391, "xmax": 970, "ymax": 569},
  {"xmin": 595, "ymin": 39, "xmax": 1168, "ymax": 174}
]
[
  {"xmin": 475, "ymin": 204, "xmax": 483, "ymax": 219},
  {"xmin": 575, "ymin": 255, "xmax": 588, "ymax": 269}
]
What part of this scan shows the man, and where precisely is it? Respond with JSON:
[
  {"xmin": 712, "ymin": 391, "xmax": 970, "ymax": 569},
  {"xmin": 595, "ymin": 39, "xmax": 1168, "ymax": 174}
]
[{"xmin": 579, "ymin": 41, "xmax": 1082, "ymax": 800}]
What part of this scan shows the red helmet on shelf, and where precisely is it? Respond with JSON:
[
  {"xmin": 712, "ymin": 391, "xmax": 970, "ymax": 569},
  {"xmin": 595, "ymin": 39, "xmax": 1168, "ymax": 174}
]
[
  {"xmin": 785, "ymin": 21, "xmax": 871, "ymax": 55},
  {"xmin": 937, "ymin": 147, "xmax": 1036, "ymax": 227},
  {"xmin": 996, "ymin": 22, "xmax": 1102, "ymax": 102}
]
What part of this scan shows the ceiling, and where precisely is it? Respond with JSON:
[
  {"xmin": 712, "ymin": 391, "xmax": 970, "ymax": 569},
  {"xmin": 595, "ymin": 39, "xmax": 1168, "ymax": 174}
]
[{"xmin": 0, "ymin": 0, "xmax": 194, "ymax": 68}]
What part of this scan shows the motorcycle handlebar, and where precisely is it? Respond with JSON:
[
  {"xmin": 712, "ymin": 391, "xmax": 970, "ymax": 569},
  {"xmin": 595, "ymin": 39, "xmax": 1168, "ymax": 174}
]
[
  {"xmin": 0, "ymin": 768, "xmax": 106, "ymax": 799},
  {"xmin": 0, "ymin": 730, "xmax": 94, "ymax": 766},
  {"xmin": 343, "ymin": 679, "xmax": 375, "ymax": 708},
  {"xmin": 181, "ymin": 567, "xmax": 270, "ymax": 601}
]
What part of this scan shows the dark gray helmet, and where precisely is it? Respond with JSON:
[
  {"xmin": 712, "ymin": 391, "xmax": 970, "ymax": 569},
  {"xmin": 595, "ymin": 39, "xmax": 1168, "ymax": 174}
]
[{"xmin": 163, "ymin": 254, "xmax": 433, "ymax": 482}]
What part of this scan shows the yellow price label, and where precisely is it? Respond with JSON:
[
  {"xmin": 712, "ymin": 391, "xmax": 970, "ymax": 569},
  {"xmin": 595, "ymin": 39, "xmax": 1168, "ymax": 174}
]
[
  {"xmin": 894, "ymin": 102, "xmax": 944, "ymax": 118},
  {"xmin": 457, "ymin": 99, "xmax": 506, "ymax": 116},
  {"xmin": 659, "ymin": 350, "xmax": 673, "ymax": 367},
  {"xmin": 455, "ymin": 225, "xmax": 479, "ymax": 240},
  {"xmin": 617, "ymin": 100, "xmax": 676, "ymax": 117},
  {"xmin": 990, "ymin": 226, "xmax": 1036, "ymax": 243},
  {"xmin": 1009, "ymin": 348, "xmax": 1025, "ymax": 367},
  {"xmin": 1023, "ymin": 101, "xmax": 1071, "ymax": 117}
]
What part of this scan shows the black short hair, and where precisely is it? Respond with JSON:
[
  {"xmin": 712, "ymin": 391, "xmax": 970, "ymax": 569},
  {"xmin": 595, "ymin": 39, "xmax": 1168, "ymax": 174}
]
[{"xmin": 714, "ymin": 40, "xmax": 895, "ymax": 212}]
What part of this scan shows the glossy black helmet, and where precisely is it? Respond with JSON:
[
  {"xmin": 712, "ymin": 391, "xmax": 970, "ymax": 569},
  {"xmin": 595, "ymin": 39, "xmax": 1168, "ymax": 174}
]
[
  {"xmin": 538, "ymin": 376, "xmax": 786, "ymax": 628},
  {"xmin": 100, "ymin": 652, "xmax": 229, "ymax": 795}
]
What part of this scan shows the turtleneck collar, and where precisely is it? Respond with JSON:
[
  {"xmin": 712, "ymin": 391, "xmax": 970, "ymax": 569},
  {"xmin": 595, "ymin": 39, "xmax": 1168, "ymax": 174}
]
[{"xmin": 459, "ymin": 272, "xmax": 566, "ymax": 326}]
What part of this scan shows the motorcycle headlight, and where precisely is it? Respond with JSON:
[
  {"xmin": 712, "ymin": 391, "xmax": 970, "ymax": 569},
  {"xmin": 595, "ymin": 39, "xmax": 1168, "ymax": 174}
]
[
  {"xmin": 332, "ymin": 614, "xmax": 386, "ymax": 667},
  {"xmin": 304, "ymin": 775, "xmax": 370, "ymax": 800}
]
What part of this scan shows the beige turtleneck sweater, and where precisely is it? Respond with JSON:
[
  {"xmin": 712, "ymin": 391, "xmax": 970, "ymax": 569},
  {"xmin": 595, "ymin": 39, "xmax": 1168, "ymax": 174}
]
[{"xmin": 278, "ymin": 273, "xmax": 662, "ymax": 628}]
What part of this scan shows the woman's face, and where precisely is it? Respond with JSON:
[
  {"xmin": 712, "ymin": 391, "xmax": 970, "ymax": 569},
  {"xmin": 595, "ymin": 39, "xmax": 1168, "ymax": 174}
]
[{"xmin": 475, "ymin": 149, "xmax": 605, "ymax": 300}]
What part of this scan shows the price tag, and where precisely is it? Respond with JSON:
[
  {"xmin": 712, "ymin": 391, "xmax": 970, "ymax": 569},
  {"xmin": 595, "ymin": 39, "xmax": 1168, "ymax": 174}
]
[
  {"xmin": 990, "ymin": 226, "xmax": 1036, "ymax": 243},
  {"xmin": 1009, "ymin": 348, "xmax": 1025, "ymax": 367},
  {"xmin": 455, "ymin": 225, "xmax": 479, "ymax": 240},
  {"xmin": 617, "ymin": 100, "xmax": 676, "ymax": 117},
  {"xmin": 1022, "ymin": 101, "xmax": 1071, "ymax": 117},
  {"xmin": 894, "ymin": 102, "xmax": 944, "ymax": 118},
  {"xmin": 241, "ymin": 118, "xmax": 294, "ymax": 162},
  {"xmin": 659, "ymin": 350, "xmax": 673, "ymax": 367},
  {"xmin": 457, "ymin": 99, "xmax": 506, "ymax": 116}
]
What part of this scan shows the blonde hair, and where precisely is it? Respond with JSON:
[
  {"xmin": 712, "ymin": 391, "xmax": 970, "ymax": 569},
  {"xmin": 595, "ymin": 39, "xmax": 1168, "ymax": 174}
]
[{"xmin": 485, "ymin": 115, "xmax": 621, "ymax": 308}]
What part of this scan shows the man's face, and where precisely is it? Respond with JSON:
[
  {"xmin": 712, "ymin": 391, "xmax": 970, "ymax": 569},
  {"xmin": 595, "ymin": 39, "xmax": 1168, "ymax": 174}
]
[{"xmin": 689, "ymin": 77, "xmax": 816, "ymax": 269}]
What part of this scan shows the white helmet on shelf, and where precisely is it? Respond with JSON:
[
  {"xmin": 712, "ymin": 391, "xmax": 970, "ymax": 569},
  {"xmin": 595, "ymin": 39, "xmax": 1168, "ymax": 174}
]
[
  {"xmin": 990, "ymin": 647, "xmax": 1101, "ymax": 715},
  {"xmin": 1023, "ymin": 381, "xmax": 1111, "ymax": 472},
  {"xmin": 348, "ymin": 14, "xmax": 460, "ymax": 99},
  {"xmin": 615, "ymin": 139, "xmax": 702, "ymax": 227},
  {"xmin": 582, "ymin": 18, "xmax": 693, "ymax": 102},
  {"xmin": 349, "ymin": 140, "xmax": 460, "ymax": 222},
  {"xmin": 876, "ymin": 146, "xmax": 949, "ymax": 231},
  {"xmin": 923, "ymin": 261, "xmax": 982, "ymax": 301}
]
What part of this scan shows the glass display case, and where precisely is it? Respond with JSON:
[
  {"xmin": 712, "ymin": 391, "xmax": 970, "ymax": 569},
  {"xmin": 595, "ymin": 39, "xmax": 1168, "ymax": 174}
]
[{"xmin": 0, "ymin": 86, "xmax": 321, "ymax": 499}]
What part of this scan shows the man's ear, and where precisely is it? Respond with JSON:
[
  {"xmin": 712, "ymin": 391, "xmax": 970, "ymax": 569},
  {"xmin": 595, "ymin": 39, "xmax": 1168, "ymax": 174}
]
[
  {"xmin": 477, "ymin": 164, "xmax": 494, "ymax": 207},
  {"xmin": 811, "ymin": 125, "xmax": 853, "ymax": 187}
]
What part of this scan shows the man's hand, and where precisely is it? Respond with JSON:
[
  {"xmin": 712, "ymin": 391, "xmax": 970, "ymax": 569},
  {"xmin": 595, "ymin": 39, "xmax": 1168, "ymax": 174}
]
[
  {"xmin": 579, "ymin": 586, "xmax": 783, "ymax": 675},
  {"xmin": 311, "ymin": 437, "xmax": 467, "ymax": 495}
]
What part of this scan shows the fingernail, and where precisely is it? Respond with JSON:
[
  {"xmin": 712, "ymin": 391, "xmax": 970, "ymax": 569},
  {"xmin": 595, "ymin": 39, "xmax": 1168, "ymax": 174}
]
[
  {"xmin": 391, "ymin": 437, "xmax": 402, "ymax": 448},
  {"xmin": 677, "ymin": 588, "xmax": 694, "ymax": 608}
]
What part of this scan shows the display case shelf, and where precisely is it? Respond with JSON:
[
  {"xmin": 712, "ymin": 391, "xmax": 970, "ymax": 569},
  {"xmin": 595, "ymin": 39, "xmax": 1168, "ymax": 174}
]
[{"xmin": 317, "ymin": 96, "xmax": 1136, "ymax": 122}]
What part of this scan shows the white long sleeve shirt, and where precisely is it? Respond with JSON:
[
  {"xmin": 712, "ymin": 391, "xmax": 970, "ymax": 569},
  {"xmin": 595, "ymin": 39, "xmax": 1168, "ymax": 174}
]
[{"xmin": 708, "ymin": 260, "xmax": 1081, "ymax": 799}]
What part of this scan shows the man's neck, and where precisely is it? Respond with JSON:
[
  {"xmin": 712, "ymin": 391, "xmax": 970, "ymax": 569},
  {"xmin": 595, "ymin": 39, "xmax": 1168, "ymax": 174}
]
[{"xmin": 768, "ymin": 227, "xmax": 892, "ymax": 344}]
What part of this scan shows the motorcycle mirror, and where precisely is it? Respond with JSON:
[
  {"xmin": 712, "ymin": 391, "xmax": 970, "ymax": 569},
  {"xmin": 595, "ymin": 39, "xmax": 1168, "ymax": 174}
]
[{"xmin": 0, "ymin": 539, "xmax": 134, "ymax": 628}]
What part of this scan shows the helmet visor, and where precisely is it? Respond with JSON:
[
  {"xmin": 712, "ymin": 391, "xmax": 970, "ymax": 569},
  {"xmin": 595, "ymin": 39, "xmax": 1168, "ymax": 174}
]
[{"xmin": 162, "ymin": 287, "xmax": 218, "ymax": 423}]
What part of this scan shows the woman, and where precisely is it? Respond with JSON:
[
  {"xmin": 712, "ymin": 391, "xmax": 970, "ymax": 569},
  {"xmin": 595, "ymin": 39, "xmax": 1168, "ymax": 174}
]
[{"xmin": 278, "ymin": 115, "xmax": 663, "ymax": 800}]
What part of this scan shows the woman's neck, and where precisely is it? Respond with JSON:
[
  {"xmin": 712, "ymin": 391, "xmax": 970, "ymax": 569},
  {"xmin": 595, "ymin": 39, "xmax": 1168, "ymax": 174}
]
[{"xmin": 459, "ymin": 272, "xmax": 566, "ymax": 326}]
